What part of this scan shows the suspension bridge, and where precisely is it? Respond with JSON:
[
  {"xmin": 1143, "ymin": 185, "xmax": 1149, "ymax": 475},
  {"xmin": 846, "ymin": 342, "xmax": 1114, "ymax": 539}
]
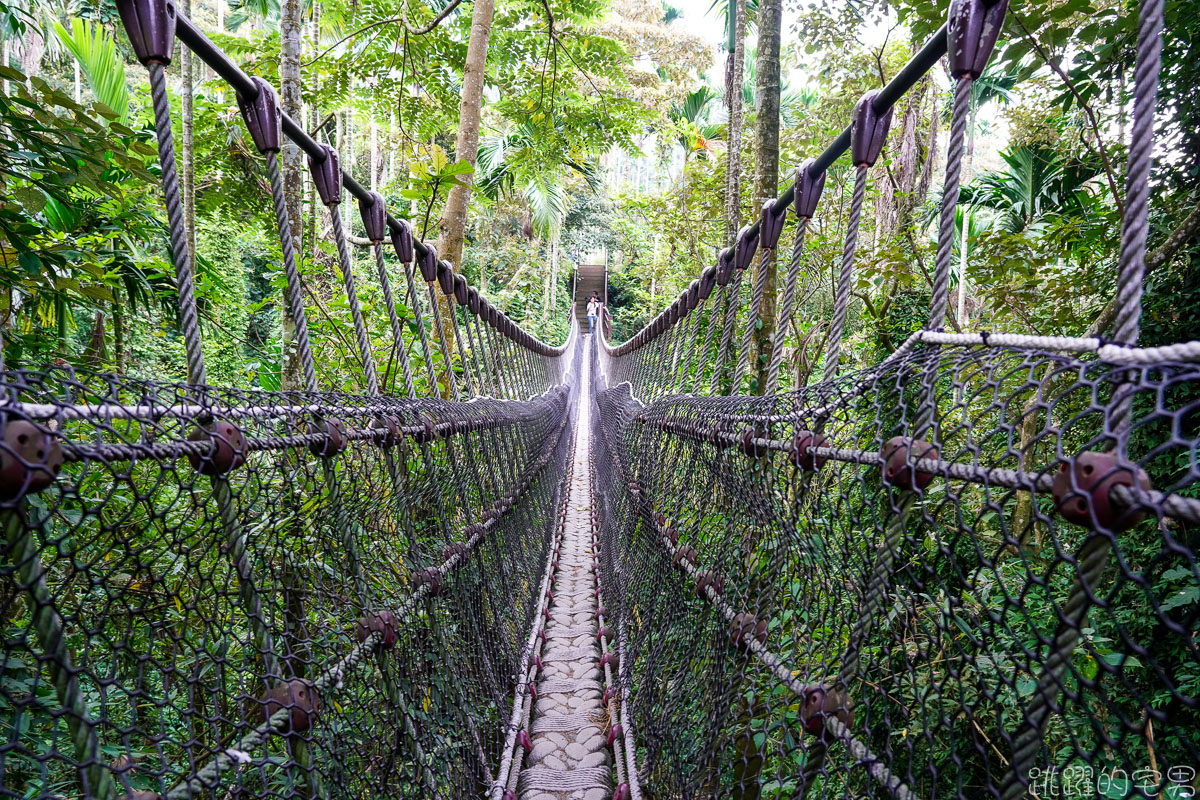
[{"xmin": 3, "ymin": 0, "xmax": 1199, "ymax": 797}]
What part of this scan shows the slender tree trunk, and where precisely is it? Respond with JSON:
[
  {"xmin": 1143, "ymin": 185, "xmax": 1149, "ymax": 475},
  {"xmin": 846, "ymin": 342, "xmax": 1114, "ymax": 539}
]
[
  {"xmin": 430, "ymin": 0, "xmax": 494, "ymax": 395},
  {"xmin": 435, "ymin": 0, "xmax": 495, "ymax": 266},
  {"xmin": 370, "ymin": 116, "xmax": 379, "ymax": 192},
  {"xmin": 549, "ymin": 236, "xmax": 559, "ymax": 315},
  {"xmin": 279, "ymin": 0, "xmax": 304, "ymax": 390},
  {"xmin": 724, "ymin": 0, "xmax": 746, "ymax": 247},
  {"xmin": 748, "ymin": 0, "xmax": 781, "ymax": 397},
  {"xmin": 112, "ymin": 294, "xmax": 127, "ymax": 373}
]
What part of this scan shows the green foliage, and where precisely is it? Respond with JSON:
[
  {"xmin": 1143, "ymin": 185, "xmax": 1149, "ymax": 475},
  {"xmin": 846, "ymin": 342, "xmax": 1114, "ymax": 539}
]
[
  {"xmin": 54, "ymin": 17, "xmax": 129, "ymax": 124},
  {"xmin": 0, "ymin": 64, "xmax": 165, "ymax": 366}
]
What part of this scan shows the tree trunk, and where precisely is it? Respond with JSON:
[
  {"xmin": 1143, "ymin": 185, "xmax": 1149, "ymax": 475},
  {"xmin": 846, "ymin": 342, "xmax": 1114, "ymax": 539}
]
[
  {"xmin": 279, "ymin": 0, "xmax": 305, "ymax": 390},
  {"xmin": 549, "ymin": 236, "xmax": 559, "ymax": 316},
  {"xmin": 435, "ymin": 0, "xmax": 495, "ymax": 266},
  {"xmin": 724, "ymin": 0, "xmax": 747, "ymax": 247},
  {"xmin": 431, "ymin": 0, "xmax": 494, "ymax": 395},
  {"xmin": 748, "ymin": 0, "xmax": 781, "ymax": 397},
  {"xmin": 112, "ymin": 294, "xmax": 127, "ymax": 373}
]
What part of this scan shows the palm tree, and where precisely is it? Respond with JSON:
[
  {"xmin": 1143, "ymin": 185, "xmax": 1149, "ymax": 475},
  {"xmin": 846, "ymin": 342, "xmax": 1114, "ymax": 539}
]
[
  {"xmin": 53, "ymin": 18, "xmax": 128, "ymax": 122},
  {"xmin": 961, "ymin": 145, "xmax": 1101, "ymax": 234},
  {"xmin": 953, "ymin": 62, "xmax": 1017, "ymax": 325},
  {"xmin": 671, "ymin": 88, "xmax": 722, "ymax": 165},
  {"xmin": 476, "ymin": 123, "xmax": 600, "ymax": 318}
]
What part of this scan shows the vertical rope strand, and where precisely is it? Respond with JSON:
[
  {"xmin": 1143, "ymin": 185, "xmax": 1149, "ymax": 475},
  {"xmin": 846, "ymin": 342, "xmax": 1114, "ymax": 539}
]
[
  {"xmin": 710, "ymin": 275, "xmax": 744, "ymax": 395},
  {"xmin": 821, "ymin": 165, "xmax": 868, "ymax": 384},
  {"xmin": 265, "ymin": 151, "xmax": 318, "ymax": 392},
  {"xmin": 1000, "ymin": 5, "xmax": 1163, "ymax": 797},
  {"xmin": 329, "ymin": 211, "xmax": 380, "ymax": 395},
  {"xmin": 733, "ymin": 248, "xmax": 772, "ymax": 392},
  {"xmin": 372, "ymin": 243, "xmax": 417, "ymax": 398},
  {"xmin": 765, "ymin": 218, "xmax": 809, "ymax": 395},
  {"xmin": 426, "ymin": 285, "xmax": 459, "ymax": 398},
  {"xmin": 148, "ymin": 63, "xmax": 206, "ymax": 387}
]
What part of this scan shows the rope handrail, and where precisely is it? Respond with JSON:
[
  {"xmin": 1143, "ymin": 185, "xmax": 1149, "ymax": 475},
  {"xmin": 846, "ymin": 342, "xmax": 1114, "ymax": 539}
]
[{"xmin": 171, "ymin": 13, "xmax": 565, "ymax": 360}]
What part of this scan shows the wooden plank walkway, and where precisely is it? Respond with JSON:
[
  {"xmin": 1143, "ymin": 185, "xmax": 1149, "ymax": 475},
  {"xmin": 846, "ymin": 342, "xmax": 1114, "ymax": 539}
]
[{"xmin": 518, "ymin": 337, "xmax": 612, "ymax": 800}]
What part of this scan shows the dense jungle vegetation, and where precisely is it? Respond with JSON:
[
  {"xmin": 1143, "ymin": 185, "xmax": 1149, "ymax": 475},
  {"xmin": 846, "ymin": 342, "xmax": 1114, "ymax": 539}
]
[
  {"xmin": 3, "ymin": 0, "xmax": 1200, "ymax": 796},
  {"xmin": 4, "ymin": 0, "xmax": 1198, "ymax": 393}
]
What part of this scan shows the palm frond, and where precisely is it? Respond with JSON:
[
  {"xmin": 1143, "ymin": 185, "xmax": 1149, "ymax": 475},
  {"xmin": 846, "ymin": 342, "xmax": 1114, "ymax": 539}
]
[{"xmin": 54, "ymin": 18, "xmax": 128, "ymax": 123}]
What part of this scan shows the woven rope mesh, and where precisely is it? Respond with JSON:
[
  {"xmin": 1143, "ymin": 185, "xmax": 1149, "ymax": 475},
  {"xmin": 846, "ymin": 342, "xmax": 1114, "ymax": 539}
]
[
  {"xmin": 591, "ymin": 341, "xmax": 1200, "ymax": 798},
  {"xmin": 2, "ymin": 336, "xmax": 580, "ymax": 800}
]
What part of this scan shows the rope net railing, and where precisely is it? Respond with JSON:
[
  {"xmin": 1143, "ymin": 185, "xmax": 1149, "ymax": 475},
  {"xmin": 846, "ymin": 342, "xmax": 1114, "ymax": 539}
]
[
  {"xmin": 590, "ymin": 0, "xmax": 1200, "ymax": 797},
  {"xmin": 0, "ymin": 0, "xmax": 583, "ymax": 797}
]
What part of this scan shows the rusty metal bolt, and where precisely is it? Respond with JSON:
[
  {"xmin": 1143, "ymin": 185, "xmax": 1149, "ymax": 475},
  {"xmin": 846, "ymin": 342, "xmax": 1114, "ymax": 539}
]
[
  {"xmin": 799, "ymin": 685, "xmax": 853, "ymax": 741},
  {"xmin": 791, "ymin": 430, "xmax": 831, "ymax": 471},
  {"xmin": 881, "ymin": 436, "xmax": 938, "ymax": 490},
  {"xmin": 1051, "ymin": 451, "xmax": 1152, "ymax": 532},
  {"xmin": 605, "ymin": 723, "xmax": 623, "ymax": 747},
  {"xmin": 370, "ymin": 415, "xmax": 402, "ymax": 448},
  {"xmin": 0, "ymin": 419, "xmax": 63, "ymax": 500},
  {"xmin": 355, "ymin": 610, "xmax": 398, "ymax": 650},
  {"xmin": 694, "ymin": 570, "xmax": 725, "ymax": 600},
  {"xmin": 729, "ymin": 612, "xmax": 767, "ymax": 651},
  {"xmin": 260, "ymin": 679, "xmax": 320, "ymax": 734},
  {"xmin": 413, "ymin": 567, "xmax": 442, "ymax": 597},
  {"xmin": 308, "ymin": 418, "xmax": 346, "ymax": 458},
  {"xmin": 739, "ymin": 427, "xmax": 766, "ymax": 458},
  {"xmin": 410, "ymin": 417, "xmax": 438, "ymax": 445}
]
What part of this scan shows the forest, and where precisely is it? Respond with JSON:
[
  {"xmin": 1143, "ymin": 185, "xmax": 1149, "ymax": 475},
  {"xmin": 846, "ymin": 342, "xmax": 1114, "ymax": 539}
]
[
  {"xmin": 4, "ymin": 0, "xmax": 1197, "ymax": 393},
  {"xmin": 4, "ymin": 0, "xmax": 1200, "ymax": 797}
]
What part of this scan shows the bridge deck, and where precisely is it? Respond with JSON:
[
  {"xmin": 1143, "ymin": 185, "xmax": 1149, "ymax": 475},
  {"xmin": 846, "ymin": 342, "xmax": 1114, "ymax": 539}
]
[{"xmin": 518, "ymin": 337, "xmax": 611, "ymax": 800}]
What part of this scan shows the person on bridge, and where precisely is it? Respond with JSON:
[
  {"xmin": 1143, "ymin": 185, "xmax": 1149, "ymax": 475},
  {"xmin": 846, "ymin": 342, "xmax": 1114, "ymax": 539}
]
[{"xmin": 587, "ymin": 292, "xmax": 601, "ymax": 335}]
